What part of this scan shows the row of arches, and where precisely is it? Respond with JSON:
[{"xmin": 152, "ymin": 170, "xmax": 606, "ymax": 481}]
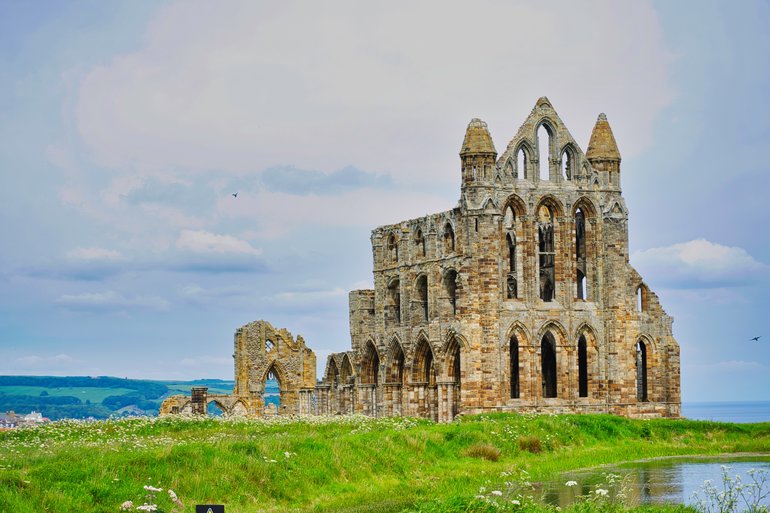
[
  {"xmin": 503, "ymin": 194, "xmax": 596, "ymax": 302},
  {"xmin": 507, "ymin": 326, "xmax": 652, "ymax": 402},
  {"xmin": 385, "ymin": 222, "xmax": 457, "ymax": 265},
  {"xmin": 502, "ymin": 119, "xmax": 593, "ymax": 183},
  {"xmin": 386, "ymin": 268, "xmax": 460, "ymax": 326}
]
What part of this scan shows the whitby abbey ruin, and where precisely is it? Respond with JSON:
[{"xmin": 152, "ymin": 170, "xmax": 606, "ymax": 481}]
[{"xmin": 161, "ymin": 97, "xmax": 681, "ymax": 421}]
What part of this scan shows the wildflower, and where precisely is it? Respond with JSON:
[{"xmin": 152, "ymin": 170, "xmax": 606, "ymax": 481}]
[
  {"xmin": 565, "ymin": 480, "xmax": 578, "ymax": 487},
  {"xmin": 168, "ymin": 489, "xmax": 178, "ymax": 501},
  {"xmin": 136, "ymin": 504, "xmax": 158, "ymax": 512},
  {"xmin": 143, "ymin": 485, "xmax": 163, "ymax": 492},
  {"xmin": 594, "ymin": 488, "xmax": 609, "ymax": 496},
  {"xmin": 511, "ymin": 499, "xmax": 521, "ymax": 505},
  {"xmin": 284, "ymin": 451, "xmax": 291, "ymax": 458},
  {"xmin": 491, "ymin": 490, "xmax": 503, "ymax": 496},
  {"xmin": 120, "ymin": 501, "xmax": 133, "ymax": 510}
]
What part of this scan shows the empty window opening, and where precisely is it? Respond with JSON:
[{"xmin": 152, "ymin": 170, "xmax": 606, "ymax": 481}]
[
  {"xmin": 265, "ymin": 339, "xmax": 275, "ymax": 353},
  {"xmin": 538, "ymin": 124, "xmax": 552, "ymax": 181},
  {"xmin": 445, "ymin": 270, "xmax": 458, "ymax": 316},
  {"xmin": 510, "ymin": 336, "xmax": 520, "ymax": 399},
  {"xmin": 507, "ymin": 275, "xmax": 518, "ymax": 300},
  {"xmin": 475, "ymin": 218, "xmax": 478, "ymax": 232},
  {"xmin": 388, "ymin": 280, "xmax": 401, "ymax": 324},
  {"xmin": 636, "ymin": 341, "xmax": 648, "ymax": 401},
  {"xmin": 541, "ymin": 332, "xmax": 557, "ymax": 398},
  {"xmin": 387, "ymin": 234, "xmax": 398, "ymax": 263},
  {"xmin": 538, "ymin": 204, "xmax": 555, "ymax": 302},
  {"xmin": 207, "ymin": 401, "xmax": 224, "ymax": 417},
  {"xmin": 265, "ymin": 367, "xmax": 281, "ymax": 414},
  {"xmin": 636, "ymin": 285, "xmax": 648, "ymax": 312},
  {"xmin": 506, "ymin": 160, "xmax": 513, "ymax": 177},
  {"xmin": 444, "ymin": 223, "xmax": 455, "ymax": 253},
  {"xmin": 416, "ymin": 275, "xmax": 429, "ymax": 322},
  {"xmin": 578, "ymin": 335, "xmax": 588, "ymax": 398},
  {"xmin": 415, "ymin": 229, "xmax": 426, "ymax": 257},
  {"xmin": 561, "ymin": 148, "xmax": 573, "ymax": 180},
  {"xmin": 517, "ymin": 148, "xmax": 527, "ymax": 179},
  {"xmin": 575, "ymin": 208, "xmax": 587, "ymax": 300}
]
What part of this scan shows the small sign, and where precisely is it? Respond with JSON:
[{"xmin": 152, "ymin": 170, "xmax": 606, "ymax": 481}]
[{"xmin": 196, "ymin": 506, "xmax": 224, "ymax": 513}]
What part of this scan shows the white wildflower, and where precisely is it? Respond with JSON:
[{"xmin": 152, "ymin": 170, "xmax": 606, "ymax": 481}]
[
  {"xmin": 284, "ymin": 451, "xmax": 291, "ymax": 458},
  {"xmin": 167, "ymin": 489, "xmax": 178, "ymax": 501},
  {"xmin": 565, "ymin": 480, "xmax": 578, "ymax": 487},
  {"xmin": 511, "ymin": 499, "xmax": 521, "ymax": 505},
  {"xmin": 120, "ymin": 501, "xmax": 133, "ymax": 510},
  {"xmin": 143, "ymin": 485, "xmax": 162, "ymax": 493},
  {"xmin": 136, "ymin": 504, "xmax": 158, "ymax": 512},
  {"xmin": 594, "ymin": 488, "xmax": 609, "ymax": 496},
  {"xmin": 491, "ymin": 490, "xmax": 503, "ymax": 496}
]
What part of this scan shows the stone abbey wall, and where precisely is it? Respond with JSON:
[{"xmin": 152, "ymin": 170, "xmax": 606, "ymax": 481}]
[{"xmin": 161, "ymin": 97, "xmax": 680, "ymax": 421}]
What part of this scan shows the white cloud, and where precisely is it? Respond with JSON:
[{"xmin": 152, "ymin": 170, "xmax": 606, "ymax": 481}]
[
  {"xmin": 632, "ymin": 239, "xmax": 766, "ymax": 288},
  {"xmin": 55, "ymin": 291, "xmax": 169, "ymax": 312},
  {"xmin": 66, "ymin": 247, "xmax": 122, "ymax": 261},
  {"xmin": 176, "ymin": 230, "xmax": 262, "ymax": 256},
  {"xmin": 74, "ymin": 0, "xmax": 673, "ymax": 185}
]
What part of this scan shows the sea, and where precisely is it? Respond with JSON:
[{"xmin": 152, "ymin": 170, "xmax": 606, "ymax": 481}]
[{"xmin": 682, "ymin": 400, "xmax": 770, "ymax": 423}]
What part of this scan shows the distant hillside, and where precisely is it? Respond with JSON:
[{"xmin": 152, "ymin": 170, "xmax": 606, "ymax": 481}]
[{"xmin": 0, "ymin": 376, "xmax": 235, "ymax": 420}]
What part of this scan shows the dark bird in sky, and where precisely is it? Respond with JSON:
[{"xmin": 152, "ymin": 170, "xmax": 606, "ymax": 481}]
[
  {"xmin": 750, "ymin": 336, "xmax": 762, "ymax": 341},
  {"xmin": 232, "ymin": 192, "xmax": 238, "ymax": 198}
]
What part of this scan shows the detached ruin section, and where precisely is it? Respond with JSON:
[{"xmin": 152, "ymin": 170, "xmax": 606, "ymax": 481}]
[
  {"xmin": 161, "ymin": 97, "xmax": 681, "ymax": 421},
  {"xmin": 160, "ymin": 320, "xmax": 316, "ymax": 416}
]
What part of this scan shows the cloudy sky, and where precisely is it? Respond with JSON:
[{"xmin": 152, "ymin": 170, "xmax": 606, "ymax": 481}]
[{"xmin": 1, "ymin": 0, "xmax": 768, "ymax": 403}]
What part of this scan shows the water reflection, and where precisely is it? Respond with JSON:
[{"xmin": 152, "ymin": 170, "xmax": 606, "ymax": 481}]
[{"xmin": 542, "ymin": 458, "xmax": 770, "ymax": 509}]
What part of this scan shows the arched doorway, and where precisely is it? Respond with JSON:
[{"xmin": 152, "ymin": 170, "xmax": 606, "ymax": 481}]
[
  {"xmin": 264, "ymin": 364, "xmax": 282, "ymax": 415},
  {"xmin": 361, "ymin": 341, "xmax": 380, "ymax": 416},
  {"xmin": 412, "ymin": 338, "xmax": 438, "ymax": 420},
  {"xmin": 386, "ymin": 340, "xmax": 406, "ymax": 416}
]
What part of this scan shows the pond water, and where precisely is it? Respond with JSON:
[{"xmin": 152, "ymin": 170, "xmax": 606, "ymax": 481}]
[{"xmin": 540, "ymin": 456, "xmax": 770, "ymax": 509}]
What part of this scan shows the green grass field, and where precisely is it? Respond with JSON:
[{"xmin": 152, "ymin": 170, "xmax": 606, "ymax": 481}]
[
  {"xmin": 1, "ymin": 413, "xmax": 768, "ymax": 513},
  {"xmin": 0, "ymin": 386, "xmax": 137, "ymax": 403}
]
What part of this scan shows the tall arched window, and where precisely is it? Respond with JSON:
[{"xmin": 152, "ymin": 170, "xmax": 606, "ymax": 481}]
[
  {"xmin": 575, "ymin": 208, "xmax": 587, "ymax": 300},
  {"xmin": 387, "ymin": 234, "xmax": 398, "ymax": 263},
  {"xmin": 443, "ymin": 223, "xmax": 455, "ymax": 254},
  {"xmin": 636, "ymin": 284, "xmax": 648, "ymax": 312},
  {"xmin": 538, "ymin": 124, "xmax": 553, "ymax": 181},
  {"xmin": 541, "ymin": 332, "xmax": 557, "ymax": 398},
  {"xmin": 504, "ymin": 205, "xmax": 520, "ymax": 299},
  {"xmin": 516, "ymin": 147, "xmax": 527, "ymax": 179},
  {"xmin": 444, "ymin": 270, "xmax": 458, "ymax": 316},
  {"xmin": 578, "ymin": 335, "xmax": 588, "ymax": 398},
  {"xmin": 416, "ymin": 275, "xmax": 428, "ymax": 322},
  {"xmin": 415, "ymin": 229, "xmax": 426, "ymax": 258},
  {"xmin": 362, "ymin": 342, "xmax": 380, "ymax": 385},
  {"xmin": 561, "ymin": 147, "xmax": 574, "ymax": 180},
  {"xmin": 510, "ymin": 336, "xmax": 520, "ymax": 399},
  {"xmin": 538, "ymin": 205, "xmax": 555, "ymax": 302},
  {"xmin": 388, "ymin": 279, "xmax": 401, "ymax": 324},
  {"xmin": 636, "ymin": 341, "xmax": 648, "ymax": 401}
]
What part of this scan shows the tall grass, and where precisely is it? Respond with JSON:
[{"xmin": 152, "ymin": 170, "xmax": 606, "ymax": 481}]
[{"xmin": 0, "ymin": 413, "xmax": 768, "ymax": 512}]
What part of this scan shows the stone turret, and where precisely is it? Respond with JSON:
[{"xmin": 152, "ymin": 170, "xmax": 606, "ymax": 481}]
[
  {"xmin": 587, "ymin": 113, "xmax": 621, "ymax": 189},
  {"xmin": 460, "ymin": 118, "xmax": 497, "ymax": 187}
]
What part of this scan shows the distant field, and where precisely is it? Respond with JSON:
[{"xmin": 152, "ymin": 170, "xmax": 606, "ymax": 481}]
[
  {"xmin": 0, "ymin": 376, "xmax": 236, "ymax": 420},
  {"xmin": 0, "ymin": 386, "xmax": 135, "ymax": 403}
]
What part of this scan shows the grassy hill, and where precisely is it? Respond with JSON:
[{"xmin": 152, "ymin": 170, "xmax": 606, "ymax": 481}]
[
  {"xmin": 1, "ymin": 413, "xmax": 769, "ymax": 513},
  {"xmin": 0, "ymin": 376, "xmax": 235, "ymax": 420}
]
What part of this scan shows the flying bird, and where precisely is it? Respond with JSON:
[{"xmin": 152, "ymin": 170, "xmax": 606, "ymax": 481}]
[
  {"xmin": 750, "ymin": 336, "xmax": 762, "ymax": 342},
  {"xmin": 232, "ymin": 192, "xmax": 238, "ymax": 198}
]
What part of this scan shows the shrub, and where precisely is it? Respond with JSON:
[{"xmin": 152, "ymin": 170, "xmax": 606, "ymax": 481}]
[
  {"xmin": 463, "ymin": 442, "xmax": 501, "ymax": 461},
  {"xmin": 518, "ymin": 435, "xmax": 542, "ymax": 453}
]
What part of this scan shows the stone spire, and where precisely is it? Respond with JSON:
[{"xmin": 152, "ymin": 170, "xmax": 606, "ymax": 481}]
[
  {"xmin": 460, "ymin": 118, "xmax": 497, "ymax": 156},
  {"xmin": 586, "ymin": 113, "xmax": 621, "ymax": 162}
]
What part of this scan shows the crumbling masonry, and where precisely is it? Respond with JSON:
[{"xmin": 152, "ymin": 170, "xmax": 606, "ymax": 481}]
[{"xmin": 161, "ymin": 97, "xmax": 681, "ymax": 421}]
